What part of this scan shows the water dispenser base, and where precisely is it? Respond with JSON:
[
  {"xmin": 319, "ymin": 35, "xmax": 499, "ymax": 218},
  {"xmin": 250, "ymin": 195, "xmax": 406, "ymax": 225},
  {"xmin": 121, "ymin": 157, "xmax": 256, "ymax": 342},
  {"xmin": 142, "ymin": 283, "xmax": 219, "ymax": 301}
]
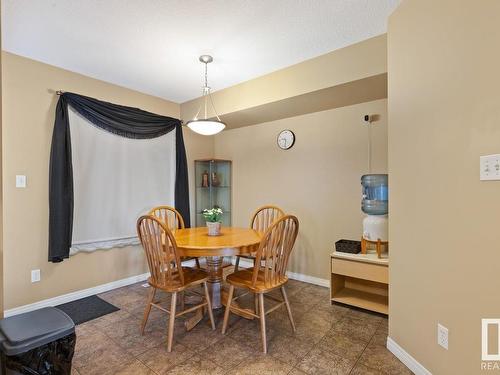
[{"xmin": 361, "ymin": 237, "xmax": 388, "ymax": 259}]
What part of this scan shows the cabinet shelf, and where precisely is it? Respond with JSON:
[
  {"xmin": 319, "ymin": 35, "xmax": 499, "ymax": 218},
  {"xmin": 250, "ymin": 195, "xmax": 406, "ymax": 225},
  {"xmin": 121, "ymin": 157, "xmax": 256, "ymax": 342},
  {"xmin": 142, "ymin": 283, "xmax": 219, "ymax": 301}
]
[
  {"xmin": 195, "ymin": 159, "xmax": 232, "ymax": 227},
  {"xmin": 330, "ymin": 251, "xmax": 388, "ymax": 315},
  {"xmin": 331, "ymin": 288, "xmax": 388, "ymax": 315}
]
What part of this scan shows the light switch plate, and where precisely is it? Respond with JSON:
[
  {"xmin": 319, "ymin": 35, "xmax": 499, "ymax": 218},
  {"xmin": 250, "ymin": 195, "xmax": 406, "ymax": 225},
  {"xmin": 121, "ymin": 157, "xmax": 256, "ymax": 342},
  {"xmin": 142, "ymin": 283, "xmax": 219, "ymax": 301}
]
[
  {"xmin": 16, "ymin": 175, "xmax": 27, "ymax": 188},
  {"xmin": 480, "ymin": 154, "xmax": 500, "ymax": 181},
  {"xmin": 438, "ymin": 323, "xmax": 449, "ymax": 350},
  {"xmin": 31, "ymin": 269, "xmax": 41, "ymax": 283}
]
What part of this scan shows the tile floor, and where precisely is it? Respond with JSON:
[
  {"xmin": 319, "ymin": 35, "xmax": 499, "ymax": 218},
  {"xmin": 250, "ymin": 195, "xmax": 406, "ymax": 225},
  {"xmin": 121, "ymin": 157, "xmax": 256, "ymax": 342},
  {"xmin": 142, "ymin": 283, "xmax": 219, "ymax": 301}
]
[{"xmin": 72, "ymin": 274, "xmax": 412, "ymax": 375}]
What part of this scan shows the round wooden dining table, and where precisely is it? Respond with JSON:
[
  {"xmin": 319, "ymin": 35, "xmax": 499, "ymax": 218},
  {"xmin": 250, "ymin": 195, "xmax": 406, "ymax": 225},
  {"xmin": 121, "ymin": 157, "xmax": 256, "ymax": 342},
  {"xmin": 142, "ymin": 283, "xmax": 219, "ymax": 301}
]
[{"xmin": 173, "ymin": 226, "xmax": 262, "ymax": 309}]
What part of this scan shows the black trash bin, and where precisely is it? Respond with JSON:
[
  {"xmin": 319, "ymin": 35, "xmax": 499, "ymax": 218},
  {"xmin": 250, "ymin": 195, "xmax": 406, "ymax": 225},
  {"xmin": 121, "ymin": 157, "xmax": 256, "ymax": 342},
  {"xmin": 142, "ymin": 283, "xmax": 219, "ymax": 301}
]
[{"xmin": 0, "ymin": 307, "xmax": 75, "ymax": 375}]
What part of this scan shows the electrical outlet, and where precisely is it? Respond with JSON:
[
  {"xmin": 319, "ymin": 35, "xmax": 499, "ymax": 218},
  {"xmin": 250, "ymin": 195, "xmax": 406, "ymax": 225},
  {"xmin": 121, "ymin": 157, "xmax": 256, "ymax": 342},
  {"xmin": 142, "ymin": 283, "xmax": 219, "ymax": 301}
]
[
  {"xmin": 31, "ymin": 269, "xmax": 41, "ymax": 283},
  {"xmin": 438, "ymin": 323, "xmax": 449, "ymax": 349}
]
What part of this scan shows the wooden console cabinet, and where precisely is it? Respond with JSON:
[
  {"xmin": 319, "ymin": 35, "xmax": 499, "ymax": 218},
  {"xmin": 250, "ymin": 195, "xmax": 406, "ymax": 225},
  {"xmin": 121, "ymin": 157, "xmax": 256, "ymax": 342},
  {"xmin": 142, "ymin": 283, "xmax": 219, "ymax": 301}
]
[{"xmin": 330, "ymin": 251, "xmax": 388, "ymax": 315}]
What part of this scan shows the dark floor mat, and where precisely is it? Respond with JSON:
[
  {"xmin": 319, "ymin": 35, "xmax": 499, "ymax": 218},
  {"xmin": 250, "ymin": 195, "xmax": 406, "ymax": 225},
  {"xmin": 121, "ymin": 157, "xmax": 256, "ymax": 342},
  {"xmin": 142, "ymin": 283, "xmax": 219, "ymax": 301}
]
[{"xmin": 55, "ymin": 295, "xmax": 119, "ymax": 325}]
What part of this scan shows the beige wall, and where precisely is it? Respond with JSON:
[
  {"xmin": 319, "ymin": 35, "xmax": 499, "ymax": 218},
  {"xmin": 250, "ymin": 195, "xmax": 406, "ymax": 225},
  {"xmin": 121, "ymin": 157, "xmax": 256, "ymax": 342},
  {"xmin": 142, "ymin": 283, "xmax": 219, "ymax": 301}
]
[
  {"xmin": 1, "ymin": 52, "xmax": 213, "ymax": 310},
  {"xmin": 388, "ymin": 0, "xmax": 500, "ymax": 373},
  {"xmin": 214, "ymin": 99, "xmax": 387, "ymax": 280},
  {"xmin": 181, "ymin": 35, "xmax": 387, "ymax": 128},
  {"xmin": 217, "ymin": 74, "xmax": 387, "ymax": 130}
]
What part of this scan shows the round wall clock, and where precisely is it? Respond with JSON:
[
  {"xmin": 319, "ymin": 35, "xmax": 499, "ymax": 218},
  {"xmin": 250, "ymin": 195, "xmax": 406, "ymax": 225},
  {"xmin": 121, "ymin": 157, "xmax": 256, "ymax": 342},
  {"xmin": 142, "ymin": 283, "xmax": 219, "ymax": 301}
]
[{"xmin": 277, "ymin": 130, "xmax": 295, "ymax": 150}]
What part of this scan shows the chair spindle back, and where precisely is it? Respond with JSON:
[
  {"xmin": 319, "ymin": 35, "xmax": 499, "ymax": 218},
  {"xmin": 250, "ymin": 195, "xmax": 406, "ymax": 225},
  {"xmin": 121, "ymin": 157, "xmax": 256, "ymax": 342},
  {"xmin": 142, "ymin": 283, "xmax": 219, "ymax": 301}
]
[
  {"xmin": 137, "ymin": 215, "xmax": 184, "ymax": 287},
  {"xmin": 252, "ymin": 215, "xmax": 299, "ymax": 288},
  {"xmin": 148, "ymin": 206, "xmax": 185, "ymax": 230},
  {"xmin": 250, "ymin": 205, "xmax": 285, "ymax": 233}
]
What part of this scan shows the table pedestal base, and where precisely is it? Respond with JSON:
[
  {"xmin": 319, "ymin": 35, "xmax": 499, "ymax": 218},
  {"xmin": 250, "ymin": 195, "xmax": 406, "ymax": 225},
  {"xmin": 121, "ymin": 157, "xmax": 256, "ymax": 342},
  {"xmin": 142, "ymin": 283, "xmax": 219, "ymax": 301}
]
[
  {"xmin": 204, "ymin": 256, "xmax": 256, "ymax": 320},
  {"xmin": 206, "ymin": 256, "xmax": 224, "ymax": 308}
]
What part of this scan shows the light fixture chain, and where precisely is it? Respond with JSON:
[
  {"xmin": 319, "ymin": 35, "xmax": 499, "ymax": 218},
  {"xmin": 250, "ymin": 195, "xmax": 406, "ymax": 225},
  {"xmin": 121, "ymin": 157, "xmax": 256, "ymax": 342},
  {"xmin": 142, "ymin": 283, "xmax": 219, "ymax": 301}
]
[
  {"xmin": 205, "ymin": 90, "xmax": 208, "ymax": 119},
  {"xmin": 204, "ymin": 62, "xmax": 208, "ymax": 88}
]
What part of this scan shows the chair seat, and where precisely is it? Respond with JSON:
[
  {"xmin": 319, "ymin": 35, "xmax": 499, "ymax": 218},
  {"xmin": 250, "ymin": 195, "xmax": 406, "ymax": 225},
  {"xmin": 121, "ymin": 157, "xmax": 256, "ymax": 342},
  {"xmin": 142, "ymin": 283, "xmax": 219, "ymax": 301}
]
[
  {"xmin": 149, "ymin": 267, "xmax": 209, "ymax": 292},
  {"xmin": 226, "ymin": 268, "xmax": 288, "ymax": 292}
]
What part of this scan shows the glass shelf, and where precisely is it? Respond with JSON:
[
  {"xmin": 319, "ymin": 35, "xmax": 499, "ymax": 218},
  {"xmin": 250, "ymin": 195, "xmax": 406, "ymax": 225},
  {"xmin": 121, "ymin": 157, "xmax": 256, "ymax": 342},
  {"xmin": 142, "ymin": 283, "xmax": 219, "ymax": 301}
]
[{"xmin": 194, "ymin": 159, "xmax": 232, "ymax": 227}]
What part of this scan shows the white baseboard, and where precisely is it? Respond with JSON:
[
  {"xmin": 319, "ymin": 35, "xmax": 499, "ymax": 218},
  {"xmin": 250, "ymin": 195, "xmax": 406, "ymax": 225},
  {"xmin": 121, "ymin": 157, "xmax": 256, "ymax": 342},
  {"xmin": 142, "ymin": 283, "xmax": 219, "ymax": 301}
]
[
  {"xmin": 286, "ymin": 270, "xmax": 330, "ymax": 287},
  {"xmin": 387, "ymin": 337, "xmax": 432, "ymax": 375},
  {"xmin": 234, "ymin": 258, "xmax": 330, "ymax": 287},
  {"xmin": 4, "ymin": 272, "xmax": 150, "ymax": 318}
]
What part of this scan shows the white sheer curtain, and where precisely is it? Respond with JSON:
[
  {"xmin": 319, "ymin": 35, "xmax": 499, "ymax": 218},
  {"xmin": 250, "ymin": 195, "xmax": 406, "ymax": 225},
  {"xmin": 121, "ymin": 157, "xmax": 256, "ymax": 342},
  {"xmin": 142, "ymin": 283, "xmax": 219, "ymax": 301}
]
[{"xmin": 68, "ymin": 107, "xmax": 175, "ymax": 254}]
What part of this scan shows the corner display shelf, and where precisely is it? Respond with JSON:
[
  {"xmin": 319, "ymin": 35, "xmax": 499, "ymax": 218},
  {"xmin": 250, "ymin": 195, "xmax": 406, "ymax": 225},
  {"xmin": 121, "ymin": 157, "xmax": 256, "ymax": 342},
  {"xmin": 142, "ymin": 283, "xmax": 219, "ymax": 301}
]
[
  {"xmin": 330, "ymin": 251, "xmax": 388, "ymax": 315},
  {"xmin": 195, "ymin": 159, "xmax": 232, "ymax": 227}
]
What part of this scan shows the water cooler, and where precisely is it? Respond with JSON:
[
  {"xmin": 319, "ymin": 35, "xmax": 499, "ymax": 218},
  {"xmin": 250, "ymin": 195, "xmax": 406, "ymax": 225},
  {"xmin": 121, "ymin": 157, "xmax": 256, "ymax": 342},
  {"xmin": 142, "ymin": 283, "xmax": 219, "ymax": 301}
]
[{"xmin": 361, "ymin": 174, "xmax": 388, "ymax": 258}]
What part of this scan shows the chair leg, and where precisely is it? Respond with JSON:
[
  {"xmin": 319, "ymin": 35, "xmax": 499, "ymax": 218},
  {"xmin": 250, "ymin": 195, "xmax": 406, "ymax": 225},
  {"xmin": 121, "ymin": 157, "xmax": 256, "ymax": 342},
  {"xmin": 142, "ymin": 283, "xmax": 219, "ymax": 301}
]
[
  {"xmin": 254, "ymin": 293, "xmax": 259, "ymax": 314},
  {"xmin": 258, "ymin": 293, "xmax": 267, "ymax": 353},
  {"xmin": 221, "ymin": 285, "xmax": 235, "ymax": 334},
  {"xmin": 281, "ymin": 286, "xmax": 296, "ymax": 332},
  {"xmin": 195, "ymin": 258, "xmax": 201, "ymax": 269},
  {"xmin": 167, "ymin": 292, "xmax": 177, "ymax": 352},
  {"xmin": 179, "ymin": 291, "xmax": 185, "ymax": 312},
  {"xmin": 203, "ymin": 282, "xmax": 216, "ymax": 330},
  {"xmin": 234, "ymin": 256, "xmax": 240, "ymax": 272},
  {"xmin": 141, "ymin": 287, "xmax": 156, "ymax": 335}
]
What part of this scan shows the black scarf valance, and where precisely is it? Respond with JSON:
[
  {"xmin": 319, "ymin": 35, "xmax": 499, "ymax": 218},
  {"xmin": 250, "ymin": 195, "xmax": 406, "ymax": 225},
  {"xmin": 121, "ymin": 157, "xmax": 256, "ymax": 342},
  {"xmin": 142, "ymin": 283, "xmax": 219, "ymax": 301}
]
[{"xmin": 49, "ymin": 92, "xmax": 190, "ymax": 262}]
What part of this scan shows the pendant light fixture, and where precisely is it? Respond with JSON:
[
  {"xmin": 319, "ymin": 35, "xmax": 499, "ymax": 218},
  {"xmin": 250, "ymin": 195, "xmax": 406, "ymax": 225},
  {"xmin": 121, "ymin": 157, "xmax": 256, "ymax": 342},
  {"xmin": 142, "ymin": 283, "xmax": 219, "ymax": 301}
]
[{"xmin": 186, "ymin": 55, "xmax": 226, "ymax": 136}]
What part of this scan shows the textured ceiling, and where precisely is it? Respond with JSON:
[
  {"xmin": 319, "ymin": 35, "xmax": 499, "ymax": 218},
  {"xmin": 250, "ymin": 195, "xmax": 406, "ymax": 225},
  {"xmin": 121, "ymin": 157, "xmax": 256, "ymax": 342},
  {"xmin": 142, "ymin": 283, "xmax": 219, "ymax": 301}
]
[{"xmin": 2, "ymin": 0, "xmax": 400, "ymax": 103}]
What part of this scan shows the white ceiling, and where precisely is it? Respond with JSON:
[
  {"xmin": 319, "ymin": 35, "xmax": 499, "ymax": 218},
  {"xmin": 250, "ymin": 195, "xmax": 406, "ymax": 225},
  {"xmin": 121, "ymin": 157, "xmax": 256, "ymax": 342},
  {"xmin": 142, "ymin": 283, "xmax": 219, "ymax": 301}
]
[{"xmin": 2, "ymin": 0, "xmax": 400, "ymax": 103}]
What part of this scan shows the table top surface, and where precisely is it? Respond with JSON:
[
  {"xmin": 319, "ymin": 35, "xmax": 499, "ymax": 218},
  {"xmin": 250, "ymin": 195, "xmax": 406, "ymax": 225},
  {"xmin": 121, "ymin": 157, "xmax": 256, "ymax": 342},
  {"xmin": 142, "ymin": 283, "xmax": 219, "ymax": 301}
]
[{"xmin": 173, "ymin": 226, "xmax": 262, "ymax": 252}]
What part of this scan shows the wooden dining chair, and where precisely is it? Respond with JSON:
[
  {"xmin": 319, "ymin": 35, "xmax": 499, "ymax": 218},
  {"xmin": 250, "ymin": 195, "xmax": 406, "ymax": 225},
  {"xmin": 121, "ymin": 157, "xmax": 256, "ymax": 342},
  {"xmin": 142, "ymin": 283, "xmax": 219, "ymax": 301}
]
[
  {"xmin": 222, "ymin": 215, "xmax": 299, "ymax": 353},
  {"xmin": 149, "ymin": 205, "xmax": 200, "ymax": 269},
  {"xmin": 234, "ymin": 205, "xmax": 285, "ymax": 272},
  {"xmin": 137, "ymin": 215, "xmax": 215, "ymax": 352}
]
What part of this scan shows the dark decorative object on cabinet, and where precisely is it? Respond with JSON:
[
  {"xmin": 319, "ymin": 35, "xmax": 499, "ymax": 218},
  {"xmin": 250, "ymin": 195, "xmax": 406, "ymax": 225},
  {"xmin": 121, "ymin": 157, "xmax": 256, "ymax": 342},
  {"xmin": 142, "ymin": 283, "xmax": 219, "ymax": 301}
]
[{"xmin": 335, "ymin": 239, "xmax": 361, "ymax": 254}]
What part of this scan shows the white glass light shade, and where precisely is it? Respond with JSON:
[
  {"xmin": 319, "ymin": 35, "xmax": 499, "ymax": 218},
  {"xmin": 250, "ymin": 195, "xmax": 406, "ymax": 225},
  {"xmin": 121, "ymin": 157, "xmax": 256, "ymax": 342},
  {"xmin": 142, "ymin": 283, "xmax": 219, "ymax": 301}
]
[{"xmin": 186, "ymin": 119, "xmax": 226, "ymax": 136}]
